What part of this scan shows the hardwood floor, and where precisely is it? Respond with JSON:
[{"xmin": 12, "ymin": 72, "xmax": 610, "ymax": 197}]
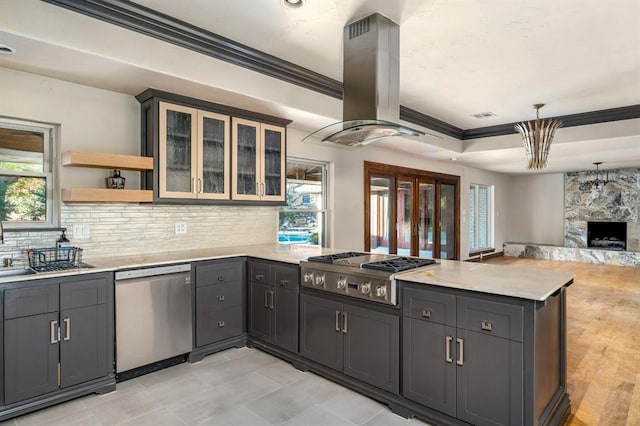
[{"xmin": 484, "ymin": 256, "xmax": 640, "ymax": 426}]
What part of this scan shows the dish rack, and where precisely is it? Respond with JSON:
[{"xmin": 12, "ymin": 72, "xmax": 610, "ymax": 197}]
[{"xmin": 27, "ymin": 247, "xmax": 84, "ymax": 273}]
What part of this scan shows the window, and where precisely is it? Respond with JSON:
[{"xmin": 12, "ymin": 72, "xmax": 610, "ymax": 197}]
[
  {"xmin": 469, "ymin": 183, "xmax": 493, "ymax": 253},
  {"xmin": 0, "ymin": 118, "xmax": 57, "ymax": 227},
  {"xmin": 278, "ymin": 159, "xmax": 327, "ymax": 246}
]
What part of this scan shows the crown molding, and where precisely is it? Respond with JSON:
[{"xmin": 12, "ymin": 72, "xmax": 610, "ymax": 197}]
[{"xmin": 43, "ymin": 0, "xmax": 640, "ymax": 141}]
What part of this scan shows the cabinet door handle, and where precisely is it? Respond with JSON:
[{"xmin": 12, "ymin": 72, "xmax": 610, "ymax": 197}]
[
  {"xmin": 335, "ymin": 310, "xmax": 341, "ymax": 332},
  {"xmin": 445, "ymin": 336, "xmax": 453, "ymax": 363},
  {"xmin": 217, "ymin": 295, "xmax": 225, "ymax": 301},
  {"xmin": 63, "ymin": 318, "xmax": 71, "ymax": 341},
  {"xmin": 268, "ymin": 291, "xmax": 275, "ymax": 309},
  {"xmin": 481, "ymin": 321, "xmax": 493, "ymax": 331},
  {"xmin": 217, "ymin": 320, "xmax": 225, "ymax": 327},
  {"xmin": 456, "ymin": 338, "xmax": 464, "ymax": 366},
  {"xmin": 50, "ymin": 320, "xmax": 58, "ymax": 344},
  {"xmin": 422, "ymin": 309, "xmax": 432, "ymax": 318},
  {"xmin": 342, "ymin": 312, "xmax": 348, "ymax": 334},
  {"xmin": 279, "ymin": 280, "xmax": 288, "ymax": 287}
]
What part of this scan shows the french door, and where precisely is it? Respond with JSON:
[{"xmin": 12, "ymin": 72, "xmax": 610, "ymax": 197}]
[{"xmin": 365, "ymin": 162, "xmax": 459, "ymax": 259}]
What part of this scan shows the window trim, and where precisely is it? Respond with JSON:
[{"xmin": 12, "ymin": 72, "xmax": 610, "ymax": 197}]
[
  {"xmin": 0, "ymin": 117, "xmax": 59, "ymax": 229},
  {"xmin": 469, "ymin": 183, "xmax": 494, "ymax": 255}
]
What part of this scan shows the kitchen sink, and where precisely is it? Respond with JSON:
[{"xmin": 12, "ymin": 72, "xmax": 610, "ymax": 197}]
[{"xmin": 0, "ymin": 268, "xmax": 36, "ymax": 278}]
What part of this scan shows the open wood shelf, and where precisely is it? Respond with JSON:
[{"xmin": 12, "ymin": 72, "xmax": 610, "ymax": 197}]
[
  {"xmin": 62, "ymin": 188, "xmax": 153, "ymax": 203},
  {"xmin": 62, "ymin": 150, "xmax": 153, "ymax": 171}
]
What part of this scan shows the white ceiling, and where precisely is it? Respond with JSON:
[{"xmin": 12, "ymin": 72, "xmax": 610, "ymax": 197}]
[{"xmin": 1, "ymin": 0, "xmax": 639, "ymax": 175}]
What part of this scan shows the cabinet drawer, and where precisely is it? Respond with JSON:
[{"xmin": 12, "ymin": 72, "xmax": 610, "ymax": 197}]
[
  {"xmin": 249, "ymin": 262, "xmax": 270, "ymax": 284},
  {"xmin": 60, "ymin": 277, "xmax": 108, "ymax": 310},
  {"xmin": 196, "ymin": 281, "xmax": 243, "ymax": 309},
  {"xmin": 196, "ymin": 305, "xmax": 243, "ymax": 346},
  {"xmin": 4, "ymin": 284, "xmax": 59, "ymax": 319},
  {"xmin": 403, "ymin": 287, "xmax": 456, "ymax": 326},
  {"xmin": 196, "ymin": 261, "xmax": 243, "ymax": 287},
  {"xmin": 457, "ymin": 296, "xmax": 524, "ymax": 342},
  {"xmin": 273, "ymin": 265, "xmax": 299, "ymax": 290}
]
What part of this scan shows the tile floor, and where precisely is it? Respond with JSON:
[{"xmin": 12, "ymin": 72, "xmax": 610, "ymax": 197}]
[{"xmin": 1, "ymin": 348, "xmax": 428, "ymax": 426}]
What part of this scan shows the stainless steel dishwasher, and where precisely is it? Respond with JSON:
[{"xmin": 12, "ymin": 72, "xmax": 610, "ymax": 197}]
[{"xmin": 115, "ymin": 264, "xmax": 192, "ymax": 373}]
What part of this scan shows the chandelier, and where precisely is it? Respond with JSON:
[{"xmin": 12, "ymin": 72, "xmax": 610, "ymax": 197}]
[
  {"xmin": 580, "ymin": 162, "xmax": 612, "ymax": 191},
  {"xmin": 514, "ymin": 103, "xmax": 563, "ymax": 170}
]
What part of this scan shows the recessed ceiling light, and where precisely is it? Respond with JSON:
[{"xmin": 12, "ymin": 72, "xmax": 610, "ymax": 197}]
[
  {"xmin": 281, "ymin": 0, "xmax": 306, "ymax": 9},
  {"xmin": 471, "ymin": 112, "xmax": 497, "ymax": 119},
  {"xmin": 0, "ymin": 44, "xmax": 16, "ymax": 55}
]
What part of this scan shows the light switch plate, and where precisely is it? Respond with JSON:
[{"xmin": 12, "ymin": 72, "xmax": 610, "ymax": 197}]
[{"xmin": 175, "ymin": 222, "xmax": 187, "ymax": 234}]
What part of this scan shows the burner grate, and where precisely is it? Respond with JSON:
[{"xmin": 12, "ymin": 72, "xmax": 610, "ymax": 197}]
[
  {"xmin": 307, "ymin": 252, "xmax": 367, "ymax": 264},
  {"xmin": 362, "ymin": 257, "xmax": 436, "ymax": 273}
]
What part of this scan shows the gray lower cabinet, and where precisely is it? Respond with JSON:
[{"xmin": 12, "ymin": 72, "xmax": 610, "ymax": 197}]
[
  {"xmin": 3, "ymin": 274, "xmax": 112, "ymax": 406},
  {"xmin": 402, "ymin": 285, "xmax": 525, "ymax": 426},
  {"xmin": 194, "ymin": 259, "xmax": 245, "ymax": 347},
  {"xmin": 300, "ymin": 293, "xmax": 399, "ymax": 394},
  {"xmin": 247, "ymin": 260, "xmax": 298, "ymax": 353}
]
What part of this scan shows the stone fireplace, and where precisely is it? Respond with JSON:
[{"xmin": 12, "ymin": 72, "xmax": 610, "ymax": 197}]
[
  {"xmin": 587, "ymin": 221, "xmax": 626, "ymax": 250},
  {"xmin": 564, "ymin": 168, "xmax": 640, "ymax": 252}
]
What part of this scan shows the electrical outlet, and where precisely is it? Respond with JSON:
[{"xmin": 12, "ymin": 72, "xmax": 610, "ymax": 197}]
[
  {"xmin": 174, "ymin": 222, "xmax": 187, "ymax": 234},
  {"xmin": 72, "ymin": 224, "xmax": 91, "ymax": 239}
]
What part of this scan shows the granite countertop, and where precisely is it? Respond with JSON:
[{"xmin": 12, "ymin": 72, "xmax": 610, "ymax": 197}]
[
  {"xmin": 0, "ymin": 244, "xmax": 574, "ymax": 301},
  {"xmin": 395, "ymin": 259, "xmax": 574, "ymax": 301}
]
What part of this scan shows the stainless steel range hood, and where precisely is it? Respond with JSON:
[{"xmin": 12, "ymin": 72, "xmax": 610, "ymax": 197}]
[{"xmin": 304, "ymin": 13, "xmax": 424, "ymax": 147}]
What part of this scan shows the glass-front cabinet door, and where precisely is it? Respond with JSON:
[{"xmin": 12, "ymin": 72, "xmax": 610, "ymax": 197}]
[
  {"xmin": 197, "ymin": 111, "xmax": 230, "ymax": 199},
  {"xmin": 159, "ymin": 102, "xmax": 230, "ymax": 200},
  {"xmin": 232, "ymin": 118, "xmax": 285, "ymax": 201},
  {"xmin": 159, "ymin": 102, "xmax": 198, "ymax": 198}
]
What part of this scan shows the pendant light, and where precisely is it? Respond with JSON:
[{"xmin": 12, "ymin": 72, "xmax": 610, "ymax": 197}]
[{"xmin": 514, "ymin": 104, "xmax": 562, "ymax": 170}]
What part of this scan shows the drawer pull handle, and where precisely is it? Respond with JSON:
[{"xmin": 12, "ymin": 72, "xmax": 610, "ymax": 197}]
[
  {"xmin": 217, "ymin": 275, "xmax": 224, "ymax": 281},
  {"xmin": 217, "ymin": 295, "xmax": 225, "ymax": 301},
  {"xmin": 279, "ymin": 280, "xmax": 288, "ymax": 287},
  {"xmin": 255, "ymin": 274, "xmax": 264, "ymax": 281},
  {"xmin": 422, "ymin": 309, "xmax": 432, "ymax": 318},
  {"xmin": 217, "ymin": 321, "xmax": 225, "ymax": 327},
  {"xmin": 481, "ymin": 321, "xmax": 493, "ymax": 331}
]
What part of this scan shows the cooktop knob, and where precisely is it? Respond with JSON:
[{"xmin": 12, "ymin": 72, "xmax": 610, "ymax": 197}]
[
  {"xmin": 361, "ymin": 282, "xmax": 371, "ymax": 295},
  {"xmin": 314, "ymin": 274, "xmax": 325, "ymax": 287},
  {"xmin": 303, "ymin": 272, "xmax": 313, "ymax": 284},
  {"xmin": 375, "ymin": 285, "xmax": 387, "ymax": 298},
  {"xmin": 336, "ymin": 277, "xmax": 347, "ymax": 289}
]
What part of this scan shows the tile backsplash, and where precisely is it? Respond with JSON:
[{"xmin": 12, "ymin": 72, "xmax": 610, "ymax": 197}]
[{"xmin": 0, "ymin": 204, "xmax": 278, "ymax": 267}]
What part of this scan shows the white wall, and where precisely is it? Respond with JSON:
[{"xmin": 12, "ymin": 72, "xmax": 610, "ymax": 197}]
[
  {"xmin": 506, "ymin": 173, "xmax": 565, "ymax": 245},
  {"xmin": 2, "ymin": 66, "xmax": 513, "ymax": 260}
]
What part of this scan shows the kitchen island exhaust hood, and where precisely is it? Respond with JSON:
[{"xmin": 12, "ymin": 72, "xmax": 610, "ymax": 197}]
[{"xmin": 304, "ymin": 13, "xmax": 425, "ymax": 147}]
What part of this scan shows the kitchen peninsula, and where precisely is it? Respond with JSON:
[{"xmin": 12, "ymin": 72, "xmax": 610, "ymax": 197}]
[{"xmin": 0, "ymin": 244, "xmax": 572, "ymax": 426}]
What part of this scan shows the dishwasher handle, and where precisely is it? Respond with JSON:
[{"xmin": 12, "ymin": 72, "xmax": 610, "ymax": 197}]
[{"xmin": 115, "ymin": 263, "xmax": 191, "ymax": 280}]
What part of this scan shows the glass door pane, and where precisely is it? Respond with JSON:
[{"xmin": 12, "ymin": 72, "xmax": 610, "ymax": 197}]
[
  {"xmin": 262, "ymin": 125, "xmax": 284, "ymax": 198},
  {"xmin": 199, "ymin": 112, "xmax": 229, "ymax": 198},
  {"xmin": 369, "ymin": 176, "xmax": 392, "ymax": 254},
  {"xmin": 234, "ymin": 121, "xmax": 258, "ymax": 196},
  {"xmin": 439, "ymin": 183, "xmax": 456, "ymax": 259},
  {"xmin": 396, "ymin": 179, "xmax": 413, "ymax": 256},
  {"xmin": 165, "ymin": 109, "xmax": 193, "ymax": 193},
  {"xmin": 418, "ymin": 181, "xmax": 435, "ymax": 258}
]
